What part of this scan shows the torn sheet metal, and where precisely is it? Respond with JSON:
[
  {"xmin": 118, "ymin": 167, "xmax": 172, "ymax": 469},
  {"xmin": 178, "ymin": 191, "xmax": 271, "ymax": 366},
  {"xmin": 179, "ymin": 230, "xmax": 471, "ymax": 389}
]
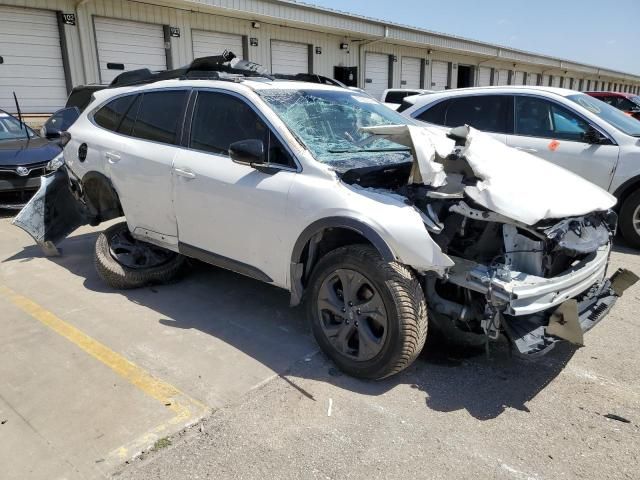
[
  {"xmin": 12, "ymin": 167, "xmax": 89, "ymax": 256},
  {"xmin": 360, "ymin": 125, "xmax": 449, "ymax": 187},
  {"xmin": 459, "ymin": 127, "xmax": 617, "ymax": 225},
  {"xmin": 363, "ymin": 124, "xmax": 617, "ymax": 225}
]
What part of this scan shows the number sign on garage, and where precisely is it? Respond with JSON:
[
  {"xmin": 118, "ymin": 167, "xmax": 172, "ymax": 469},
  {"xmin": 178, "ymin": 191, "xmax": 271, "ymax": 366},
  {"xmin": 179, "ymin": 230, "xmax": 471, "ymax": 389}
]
[
  {"xmin": 0, "ymin": 6, "xmax": 68, "ymax": 113},
  {"xmin": 192, "ymin": 30, "xmax": 244, "ymax": 60},
  {"xmin": 94, "ymin": 17, "xmax": 167, "ymax": 85},
  {"xmin": 401, "ymin": 57, "xmax": 422, "ymax": 89},
  {"xmin": 271, "ymin": 40, "xmax": 309, "ymax": 75}
]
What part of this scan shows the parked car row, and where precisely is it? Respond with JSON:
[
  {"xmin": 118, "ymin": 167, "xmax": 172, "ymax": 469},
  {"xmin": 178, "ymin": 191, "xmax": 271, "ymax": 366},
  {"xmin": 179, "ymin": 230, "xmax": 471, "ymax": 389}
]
[{"xmin": 11, "ymin": 53, "xmax": 638, "ymax": 380}]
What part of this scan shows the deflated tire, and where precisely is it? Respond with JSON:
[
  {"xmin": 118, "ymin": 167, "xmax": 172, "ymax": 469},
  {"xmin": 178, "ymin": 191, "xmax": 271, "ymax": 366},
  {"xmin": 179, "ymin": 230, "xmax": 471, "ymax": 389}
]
[{"xmin": 94, "ymin": 221, "xmax": 185, "ymax": 289}]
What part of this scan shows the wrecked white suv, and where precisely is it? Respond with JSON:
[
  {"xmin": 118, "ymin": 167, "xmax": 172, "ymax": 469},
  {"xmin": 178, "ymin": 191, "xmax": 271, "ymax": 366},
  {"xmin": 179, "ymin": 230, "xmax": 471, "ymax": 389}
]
[{"xmin": 14, "ymin": 55, "xmax": 637, "ymax": 380}]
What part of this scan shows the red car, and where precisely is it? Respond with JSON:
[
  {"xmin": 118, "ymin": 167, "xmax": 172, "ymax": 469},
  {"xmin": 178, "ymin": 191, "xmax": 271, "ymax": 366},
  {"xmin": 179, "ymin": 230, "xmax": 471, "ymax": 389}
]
[{"xmin": 586, "ymin": 91, "xmax": 640, "ymax": 120}]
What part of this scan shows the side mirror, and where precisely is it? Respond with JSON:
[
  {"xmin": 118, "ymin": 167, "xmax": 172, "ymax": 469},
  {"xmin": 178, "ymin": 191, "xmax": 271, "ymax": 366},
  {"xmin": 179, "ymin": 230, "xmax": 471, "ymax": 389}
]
[
  {"xmin": 229, "ymin": 139, "xmax": 266, "ymax": 167},
  {"xmin": 42, "ymin": 107, "xmax": 80, "ymax": 141},
  {"xmin": 582, "ymin": 127, "xmax": 609, "ymax": 145}
]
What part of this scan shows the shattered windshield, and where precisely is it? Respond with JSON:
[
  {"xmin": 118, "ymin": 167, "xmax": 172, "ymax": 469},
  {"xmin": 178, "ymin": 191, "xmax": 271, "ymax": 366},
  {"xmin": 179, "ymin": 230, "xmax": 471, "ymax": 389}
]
[{"xmin": 259, "ymin": 89, "xmax": 414, "ymax": 169}]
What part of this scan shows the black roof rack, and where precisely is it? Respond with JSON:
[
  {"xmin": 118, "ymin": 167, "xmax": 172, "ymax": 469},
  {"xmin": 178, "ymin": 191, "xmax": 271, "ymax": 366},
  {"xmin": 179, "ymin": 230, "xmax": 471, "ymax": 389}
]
[{"xmin": 108, "ymin": 51, "xmax": 274, "ymax": 88}]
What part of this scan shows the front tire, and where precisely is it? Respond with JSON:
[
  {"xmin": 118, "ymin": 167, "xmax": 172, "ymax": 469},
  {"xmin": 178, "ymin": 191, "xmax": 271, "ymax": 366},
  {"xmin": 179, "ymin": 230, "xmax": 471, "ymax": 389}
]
[
  {"xmin": 619, "ymin": 189, "xmax": 640, "ymax": 249},
  {"xmin": 94, "ymin": 221, "xmax": 185, "ymax": 289},
  {"xmin": 306, "ymin": 245, "xmax": 428, "ymax": 380}
]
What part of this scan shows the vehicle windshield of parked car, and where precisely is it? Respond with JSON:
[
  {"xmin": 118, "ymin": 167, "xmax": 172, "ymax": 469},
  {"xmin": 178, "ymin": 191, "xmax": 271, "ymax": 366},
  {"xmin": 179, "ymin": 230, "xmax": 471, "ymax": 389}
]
[
  {"xmin": 259, "ymin": 89, "xmax": 413, "ymax": 169},
  {"xmin": 568, "ymin": 94, "xmax": 640, "ymax": 137},
  {"xmin": 629, "ymin": 96, "xmax": 640, "ymax": 108},
  {"xmin": 0, "ymin": 113, "xmax": 36, "ymax": 141}
]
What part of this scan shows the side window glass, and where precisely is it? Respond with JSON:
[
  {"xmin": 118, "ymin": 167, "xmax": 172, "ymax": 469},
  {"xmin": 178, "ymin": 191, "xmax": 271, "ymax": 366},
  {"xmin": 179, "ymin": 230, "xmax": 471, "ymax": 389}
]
[
  {"xmin": 117, "ymin": 95, "xmax": 141, "ymax": 136},
  {"xmin": 549, "ymin": 104, "xmax": 589, "ymax": 141},
  {"xmin": 416, "ymin": 100, "xmax": 448, "ymax": 125},
  {"xmin": 131, "ymin": 91, "xmax": 188, "ymax": 145},
  {"xmin": 444, "ymin": 95, "xmax": 510, "ymax": 133},
  {"xmin": 515, "ymin": 97, "xmax": 553, "ymax": 137},
  {"xmin": 94, "ymin": 95, "xmax": 137, "ymax": 132},
  {"xmin": 190, "ymin": 91, "xmax": 294, "ymax": 167}
]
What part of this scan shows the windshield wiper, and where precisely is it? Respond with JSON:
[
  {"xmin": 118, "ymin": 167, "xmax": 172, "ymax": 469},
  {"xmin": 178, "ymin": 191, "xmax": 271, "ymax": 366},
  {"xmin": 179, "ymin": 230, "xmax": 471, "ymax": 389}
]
[{"xmin": 327, "ymin": 147, "xmax": 411, "ymax": 154}]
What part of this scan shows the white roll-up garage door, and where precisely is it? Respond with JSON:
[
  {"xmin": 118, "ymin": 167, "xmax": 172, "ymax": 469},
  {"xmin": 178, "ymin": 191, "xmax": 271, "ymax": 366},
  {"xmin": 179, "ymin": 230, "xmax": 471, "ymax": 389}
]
[
  {"xmin": 431, "ymin": 61, "xmax": 449, "ymax": 91},
  {"xmin": 542, "ymin": 74, "xmax": 551, "ymax": 87},
  {"xmin": 552, "ymin": 76, "xmax": 561, "ymax": 88},
  {"xmin": 514, "ymin": 71, "xmax": 524, "ymax": 85},
  {"xmin": 271, "ymin": 40, "xmax": 308, "ymax": 75},
  {"xmin": 497, "ymin": 69, "xmax": 509, "ymax": 86},
  {"xmin": 364, "ymin": 53, "xmax": 389, "ymax": 100},
  {"xmin": 401, "ymin": 57, "xmax": 421, "ymax": 89},
  {"xmin": 192, "ymin": 30, "xmax": 243, "ymax": 60},
  {"xmin": 478, "ymin": 67, "xmax": 492, "ymax": 87},
  {"xmin": 526, "ymin": 73, "xmax": 537, "ymax": 86},
  {"xmin": 94, "ymin": 17, "xmax": 166, "ymax": 85},
  {"xmin": 0, "ymin": 6, "xmax": 68, "ymax": 114}
]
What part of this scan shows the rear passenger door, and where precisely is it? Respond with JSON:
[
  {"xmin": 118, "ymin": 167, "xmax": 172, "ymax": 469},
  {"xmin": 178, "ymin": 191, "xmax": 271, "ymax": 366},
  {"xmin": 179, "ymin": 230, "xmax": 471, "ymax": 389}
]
[
  {"xmin": 172, "ymin": 89, "xmax": 298, "ymax": 287},
  {"xmin": 106, "ymin": 89, "xmax": 189, "ymax": 244},
  {"xmin": 505, "ymin": 95, "xmax": 618, "ymax": 189}
]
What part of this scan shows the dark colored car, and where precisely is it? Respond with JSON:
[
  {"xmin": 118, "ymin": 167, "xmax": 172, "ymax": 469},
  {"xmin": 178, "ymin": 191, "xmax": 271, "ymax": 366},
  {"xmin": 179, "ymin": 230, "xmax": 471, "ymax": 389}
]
[
  {"xmin": 586, "ymin": 91, "xmax": 640, "ymax": 120},
  {"xmin": 0, "ymin": 109, "xmax": 63, "ymax": 209}
]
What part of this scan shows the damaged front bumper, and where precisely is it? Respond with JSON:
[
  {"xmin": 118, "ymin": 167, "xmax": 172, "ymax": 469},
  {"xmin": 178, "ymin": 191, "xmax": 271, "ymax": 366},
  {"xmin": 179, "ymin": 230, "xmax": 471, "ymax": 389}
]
[
  {"xmin": 445, "ymin": 246, "xmax": 638, "ymax": 356},
  {"xmin": 12, "ymin": 166, "xmax": 90, "ymax": 256}
]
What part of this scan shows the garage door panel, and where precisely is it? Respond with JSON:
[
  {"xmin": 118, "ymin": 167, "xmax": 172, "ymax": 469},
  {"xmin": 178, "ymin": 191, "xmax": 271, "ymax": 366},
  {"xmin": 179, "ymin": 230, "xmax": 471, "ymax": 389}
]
[
  {"xmin": 0, "ymin": 6, "xmax": 67, "ymax": 113},
  {"xmin": 431, "ymin": 61, "xmax": 448, "ymax": 91},
  {"xmin": 364, "ymin": 52, "xmax": 389, "ymax": 100},
  {"xmin": 401, "ymin": 57, "xmax": 421, "ymax": 89},
  {"xmin": 94, "ymin": 17, "xmax": 167, "ymax": 84},
  {"xmin": 192, "ymin": 30, "xmax": 244, "ymax": 59},
  {"xmin": 271, "ymin": 40, "xmax": 308, "ymax": 75},
  {"xmin": 478, "ymin": 67, "xmax": 491, "ymax": 86}
]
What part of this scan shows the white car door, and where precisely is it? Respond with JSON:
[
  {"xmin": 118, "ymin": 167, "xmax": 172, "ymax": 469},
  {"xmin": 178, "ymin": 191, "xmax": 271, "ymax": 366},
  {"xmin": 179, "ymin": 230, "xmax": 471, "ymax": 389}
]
[
  {"xmin": 93, "ymin": 90, "xmax": 187, "ymax": 241},
  {"xmin": 506, "ymin": 95, "xmax": 619, "ymax": 190},
  {"xmin": 172, "ymin": 90, "xmax": 298, "ymax": 287}
]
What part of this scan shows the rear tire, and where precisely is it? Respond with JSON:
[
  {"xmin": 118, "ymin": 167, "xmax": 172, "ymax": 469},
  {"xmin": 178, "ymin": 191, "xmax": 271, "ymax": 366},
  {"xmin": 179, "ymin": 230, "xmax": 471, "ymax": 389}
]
[
  {"xmin": 306, "ymin": 244, "xmax": 428, "ymax": 380},
  {"xmin": 94, "ymin": 221, "xmax": 185, "ymax": 290},
  {"xmin": 619, "ymin": 189, "xmax": 640, "ymax": 249}
]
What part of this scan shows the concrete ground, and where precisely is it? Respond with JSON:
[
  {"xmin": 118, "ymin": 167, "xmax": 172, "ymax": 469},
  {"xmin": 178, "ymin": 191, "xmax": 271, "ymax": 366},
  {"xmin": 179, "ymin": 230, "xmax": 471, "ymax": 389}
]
[{"xmin": 1, "ymin": 212, "xmax": 639, "ymax": 480}]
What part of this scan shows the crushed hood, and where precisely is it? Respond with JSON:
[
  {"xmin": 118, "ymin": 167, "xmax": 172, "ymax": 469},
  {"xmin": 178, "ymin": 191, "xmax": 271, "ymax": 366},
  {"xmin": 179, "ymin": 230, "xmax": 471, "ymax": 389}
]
[{"xmin": 362, "ymin": 125, "xmax": 616, "ymax": 225}]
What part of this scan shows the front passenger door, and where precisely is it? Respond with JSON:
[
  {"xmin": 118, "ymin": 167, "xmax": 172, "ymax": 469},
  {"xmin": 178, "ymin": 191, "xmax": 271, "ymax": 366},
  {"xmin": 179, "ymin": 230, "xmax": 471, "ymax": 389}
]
[
  {"xmin": 172, "ymin": 90, "xmax": 298, "ymax": 287},
  {"xmin": 506, "ymin": 96, "xmax": 619, "ymax": 189}
]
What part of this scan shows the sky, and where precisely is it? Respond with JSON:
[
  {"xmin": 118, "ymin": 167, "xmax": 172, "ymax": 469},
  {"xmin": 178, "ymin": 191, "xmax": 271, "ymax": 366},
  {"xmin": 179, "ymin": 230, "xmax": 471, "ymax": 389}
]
[{"xmin": 308, "ymin": 0, "xmax": 640, "ymax": 75}]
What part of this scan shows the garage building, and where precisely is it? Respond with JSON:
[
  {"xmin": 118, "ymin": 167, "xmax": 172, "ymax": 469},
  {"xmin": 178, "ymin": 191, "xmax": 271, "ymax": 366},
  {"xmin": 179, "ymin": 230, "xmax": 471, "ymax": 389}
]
[{"xmin": 0, "ymin": 0, "xmax": 639, "ymax": 117}]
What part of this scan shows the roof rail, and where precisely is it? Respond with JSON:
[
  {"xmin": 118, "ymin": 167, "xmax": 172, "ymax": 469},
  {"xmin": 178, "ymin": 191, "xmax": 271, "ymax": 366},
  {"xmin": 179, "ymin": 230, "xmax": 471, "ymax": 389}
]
[
  {"xmin": 272, "ymin": 73, "xmax": 346, "ymax": 87},
  {"xmin": 108, "ymin": 51, "xmax": 274, "ymax": 88}
]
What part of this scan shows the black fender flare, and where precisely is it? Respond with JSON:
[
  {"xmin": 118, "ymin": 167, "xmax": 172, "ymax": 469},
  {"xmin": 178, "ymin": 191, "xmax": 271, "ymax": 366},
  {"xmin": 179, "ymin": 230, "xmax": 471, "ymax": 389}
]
[{"xmin": 289, "ymin": 216, "xmax": 396, "ymax": 306}]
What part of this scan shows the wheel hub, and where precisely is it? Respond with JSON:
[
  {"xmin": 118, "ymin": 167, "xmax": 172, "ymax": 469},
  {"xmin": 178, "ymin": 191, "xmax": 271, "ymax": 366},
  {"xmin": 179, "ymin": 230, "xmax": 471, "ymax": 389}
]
[
  {"xmin": 317, "ymin": 268, "xmax": 388, "ymax": 362},
  {"xmin": 108, "ymin": 227, "xmax": 177, "ymax": 269}
]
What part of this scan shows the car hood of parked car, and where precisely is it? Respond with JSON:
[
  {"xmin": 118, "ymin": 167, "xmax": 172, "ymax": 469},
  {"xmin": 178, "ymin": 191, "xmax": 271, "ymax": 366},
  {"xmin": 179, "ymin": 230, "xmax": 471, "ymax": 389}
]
[
  {"xmin": 361, "ymin": 124, "xmax": 617, "ymax": 225},
  {"xmin": 0, "ymin": 137, "xmax": 62, "ymax": 167}
]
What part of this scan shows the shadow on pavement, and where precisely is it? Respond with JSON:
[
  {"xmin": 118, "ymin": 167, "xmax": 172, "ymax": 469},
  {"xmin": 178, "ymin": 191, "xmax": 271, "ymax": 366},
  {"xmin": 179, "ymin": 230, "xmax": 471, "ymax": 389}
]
[{"xmin": 4, "ymin": 230, "xmax": 579, "ymax": 420}]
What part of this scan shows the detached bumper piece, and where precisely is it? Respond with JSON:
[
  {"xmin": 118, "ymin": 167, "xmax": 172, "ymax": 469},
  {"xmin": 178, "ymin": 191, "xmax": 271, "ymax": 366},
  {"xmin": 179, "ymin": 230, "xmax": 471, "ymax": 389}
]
[
  {"xmin": 12, "ymin": 167, "xmax": 89, "ymax": 256},
  {"xmin": 503, "ymin": 269, "xmax": 639, "ymax": 357}
]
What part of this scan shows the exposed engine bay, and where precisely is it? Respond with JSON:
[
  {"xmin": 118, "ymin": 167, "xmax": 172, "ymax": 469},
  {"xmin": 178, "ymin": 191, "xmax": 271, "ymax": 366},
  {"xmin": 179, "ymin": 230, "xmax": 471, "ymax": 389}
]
[{"xmin": 338, "ymin": 125, "xmax": 637, "ymax": 356}]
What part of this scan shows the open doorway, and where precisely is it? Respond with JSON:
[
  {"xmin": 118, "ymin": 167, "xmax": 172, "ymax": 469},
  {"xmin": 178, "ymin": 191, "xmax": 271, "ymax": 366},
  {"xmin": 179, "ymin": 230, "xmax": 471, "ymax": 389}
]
[{"xmin": 457, "ymin": 65, "xmax": 474, "ymax": 88}]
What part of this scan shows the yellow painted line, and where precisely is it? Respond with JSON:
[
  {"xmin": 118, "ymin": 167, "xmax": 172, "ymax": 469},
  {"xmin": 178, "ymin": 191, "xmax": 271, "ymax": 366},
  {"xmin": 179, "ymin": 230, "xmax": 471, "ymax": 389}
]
[{"xmin": 0, "ymin": 285, "xmax": 209, "ymax": 463}]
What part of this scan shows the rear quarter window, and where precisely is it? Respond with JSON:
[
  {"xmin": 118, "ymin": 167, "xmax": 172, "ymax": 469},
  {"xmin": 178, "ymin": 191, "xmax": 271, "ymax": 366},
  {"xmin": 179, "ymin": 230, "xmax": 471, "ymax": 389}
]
[{"xmin": 415, "ymin": 100, "xmax": 448, "ymax": 125}]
